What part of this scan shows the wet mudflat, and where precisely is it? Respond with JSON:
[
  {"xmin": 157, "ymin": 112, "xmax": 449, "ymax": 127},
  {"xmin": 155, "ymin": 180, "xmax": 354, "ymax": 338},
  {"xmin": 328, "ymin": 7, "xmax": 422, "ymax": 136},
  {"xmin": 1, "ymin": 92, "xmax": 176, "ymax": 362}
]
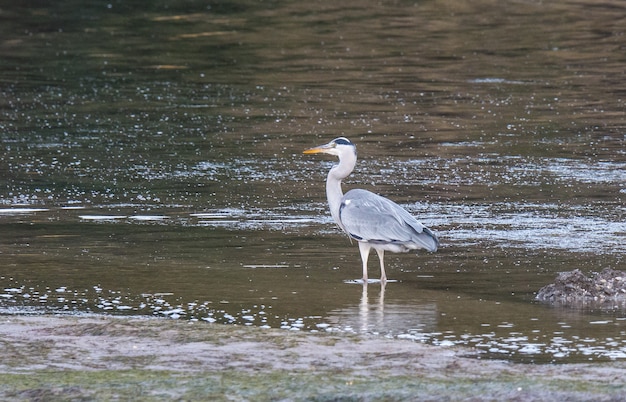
[
  {"xmin": 0, "ymin": 0, "xmax": 624, "ymax": 378},
  {"xmin": 2, "ymin": 315, "xmax": 626, "ymax": 401}
]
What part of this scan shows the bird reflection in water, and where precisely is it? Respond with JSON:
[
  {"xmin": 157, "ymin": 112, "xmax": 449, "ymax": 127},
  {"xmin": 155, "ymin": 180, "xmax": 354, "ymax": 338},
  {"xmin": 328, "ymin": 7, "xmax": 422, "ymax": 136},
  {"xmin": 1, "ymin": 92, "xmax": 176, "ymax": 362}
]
[
  {"xmin": 327, "ymin": 282, "xmax": 438, "ymax": 336},
  {"xmin": 359, "ymin": 281, "xmax": 386, "ymax": 333}
]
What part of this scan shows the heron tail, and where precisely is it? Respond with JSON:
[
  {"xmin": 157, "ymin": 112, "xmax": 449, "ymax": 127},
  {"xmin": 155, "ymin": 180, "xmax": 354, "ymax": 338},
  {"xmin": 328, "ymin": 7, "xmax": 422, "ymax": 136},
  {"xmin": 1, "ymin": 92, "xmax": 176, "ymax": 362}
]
[{"xmin": 418, "ymin": 226, "xmax": 439, "ymax": 252}]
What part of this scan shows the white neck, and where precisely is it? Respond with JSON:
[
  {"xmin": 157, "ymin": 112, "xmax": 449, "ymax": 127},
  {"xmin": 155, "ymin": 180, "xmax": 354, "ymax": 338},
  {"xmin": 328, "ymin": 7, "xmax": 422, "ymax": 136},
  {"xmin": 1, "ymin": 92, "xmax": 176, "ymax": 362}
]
[{"xmin": 326, "ymin": 148, "xmax": 357, "ymax": 231}]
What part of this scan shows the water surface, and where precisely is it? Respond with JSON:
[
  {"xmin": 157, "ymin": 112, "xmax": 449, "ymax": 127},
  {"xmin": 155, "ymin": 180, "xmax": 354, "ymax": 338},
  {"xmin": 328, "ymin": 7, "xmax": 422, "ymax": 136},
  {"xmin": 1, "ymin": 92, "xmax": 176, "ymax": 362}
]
[{"xmin": 1, "ymin": 0, "xmax": 624, "ymax": 363}]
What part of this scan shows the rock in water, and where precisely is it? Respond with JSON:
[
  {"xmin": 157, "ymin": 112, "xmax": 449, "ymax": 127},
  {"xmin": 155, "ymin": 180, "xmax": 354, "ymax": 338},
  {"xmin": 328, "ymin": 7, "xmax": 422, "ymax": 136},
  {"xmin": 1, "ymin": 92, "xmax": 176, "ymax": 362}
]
[{"xmin": 536, "ymin": 268, "xmax": 626, "ymax": 307}]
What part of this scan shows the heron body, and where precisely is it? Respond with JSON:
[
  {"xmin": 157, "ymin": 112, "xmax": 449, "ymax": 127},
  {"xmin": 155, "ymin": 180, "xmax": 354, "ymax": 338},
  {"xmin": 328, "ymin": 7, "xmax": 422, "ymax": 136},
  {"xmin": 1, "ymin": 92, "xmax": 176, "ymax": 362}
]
[{"xmin": 304, "ymin": 137, "xmax": 438, "ymax": 284}]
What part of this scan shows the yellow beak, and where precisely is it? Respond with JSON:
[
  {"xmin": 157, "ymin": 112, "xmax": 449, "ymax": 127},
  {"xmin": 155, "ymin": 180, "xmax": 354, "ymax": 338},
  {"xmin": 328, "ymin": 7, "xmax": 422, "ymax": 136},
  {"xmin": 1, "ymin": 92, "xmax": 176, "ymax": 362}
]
[{"xmin": 303, "ymin": 143, "xmax": 333, "ymax": 154}]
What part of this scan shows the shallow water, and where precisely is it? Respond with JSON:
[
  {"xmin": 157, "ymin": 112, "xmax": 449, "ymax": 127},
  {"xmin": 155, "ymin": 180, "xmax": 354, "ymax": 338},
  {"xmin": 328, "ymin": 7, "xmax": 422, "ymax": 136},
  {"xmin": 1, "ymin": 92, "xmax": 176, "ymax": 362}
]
[{"xmin": 0, "ymin": 0, "xmax": 624, "ymax": 363}]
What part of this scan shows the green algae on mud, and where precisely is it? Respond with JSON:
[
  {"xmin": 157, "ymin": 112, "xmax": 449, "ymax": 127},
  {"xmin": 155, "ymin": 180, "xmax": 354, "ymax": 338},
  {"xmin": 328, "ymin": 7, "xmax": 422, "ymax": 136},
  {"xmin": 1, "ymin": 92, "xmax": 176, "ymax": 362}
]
[
  {"xmin": 1, "ymin": 367, "xmax": 625, "ymax": 402},
  {"xmin": 0, "ymin": 369, "xmax": 621, "ymax": 402},
  {"xmin": 1, "ymin": 315, "xmax": 626, "ymax": 401}
]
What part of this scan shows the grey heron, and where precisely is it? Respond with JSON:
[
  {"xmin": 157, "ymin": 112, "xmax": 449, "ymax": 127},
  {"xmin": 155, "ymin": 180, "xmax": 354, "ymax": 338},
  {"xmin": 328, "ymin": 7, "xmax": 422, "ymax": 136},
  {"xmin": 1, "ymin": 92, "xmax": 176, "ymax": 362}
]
[{"xmin": 304, "ymin": 137, "xmax": 438, "ymax": 284}]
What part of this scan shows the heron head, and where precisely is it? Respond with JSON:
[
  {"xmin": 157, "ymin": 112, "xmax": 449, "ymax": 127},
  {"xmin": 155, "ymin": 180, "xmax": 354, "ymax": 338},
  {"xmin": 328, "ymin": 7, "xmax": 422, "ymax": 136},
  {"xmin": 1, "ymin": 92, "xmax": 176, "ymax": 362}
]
[{"xmin": 303, "ymin": 137, "xmax": 356, "ymax": 157}]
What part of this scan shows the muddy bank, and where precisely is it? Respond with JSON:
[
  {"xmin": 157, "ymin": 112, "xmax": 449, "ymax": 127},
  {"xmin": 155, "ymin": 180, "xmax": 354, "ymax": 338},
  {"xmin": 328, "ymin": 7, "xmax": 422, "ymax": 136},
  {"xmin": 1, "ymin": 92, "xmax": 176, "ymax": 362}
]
[{"xmin": 1, "ymin": 315, "xmax": 625, "ymax": 401}]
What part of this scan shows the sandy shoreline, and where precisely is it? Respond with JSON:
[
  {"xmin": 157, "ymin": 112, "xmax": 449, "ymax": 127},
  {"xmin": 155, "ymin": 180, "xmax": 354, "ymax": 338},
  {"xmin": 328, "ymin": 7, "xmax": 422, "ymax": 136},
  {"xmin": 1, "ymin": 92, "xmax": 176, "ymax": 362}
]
[{"xmin": 1, "ymin": 314, "xmax": 625, "ymax": 400}]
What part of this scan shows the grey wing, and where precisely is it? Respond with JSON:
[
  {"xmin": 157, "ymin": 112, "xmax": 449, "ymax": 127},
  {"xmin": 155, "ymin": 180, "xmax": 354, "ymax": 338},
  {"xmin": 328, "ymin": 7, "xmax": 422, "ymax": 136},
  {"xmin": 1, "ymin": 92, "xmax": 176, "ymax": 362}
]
[{"xmin": 339, "ymin": 189, "xmax": 438, "ymax": 252}]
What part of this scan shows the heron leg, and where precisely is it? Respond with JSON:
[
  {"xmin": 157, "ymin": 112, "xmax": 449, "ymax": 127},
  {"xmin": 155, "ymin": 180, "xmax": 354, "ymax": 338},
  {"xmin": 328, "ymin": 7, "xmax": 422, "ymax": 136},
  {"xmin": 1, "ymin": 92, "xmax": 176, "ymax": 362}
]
[
  {"xmin": 375, "ymin": 248, "xmax": 387, "ymax": 284},
  {"xmin": 358, "ymin": 242, "xmax": 371, "ymax": 283}
]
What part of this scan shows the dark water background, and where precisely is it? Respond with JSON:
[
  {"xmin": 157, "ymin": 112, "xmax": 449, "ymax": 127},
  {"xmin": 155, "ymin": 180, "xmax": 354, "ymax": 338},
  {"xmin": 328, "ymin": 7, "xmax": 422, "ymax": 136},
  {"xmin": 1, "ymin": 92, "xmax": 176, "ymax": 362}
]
[{"xmin": 0, "ymin": 0, "xmax": 624, "ymax": 363}]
